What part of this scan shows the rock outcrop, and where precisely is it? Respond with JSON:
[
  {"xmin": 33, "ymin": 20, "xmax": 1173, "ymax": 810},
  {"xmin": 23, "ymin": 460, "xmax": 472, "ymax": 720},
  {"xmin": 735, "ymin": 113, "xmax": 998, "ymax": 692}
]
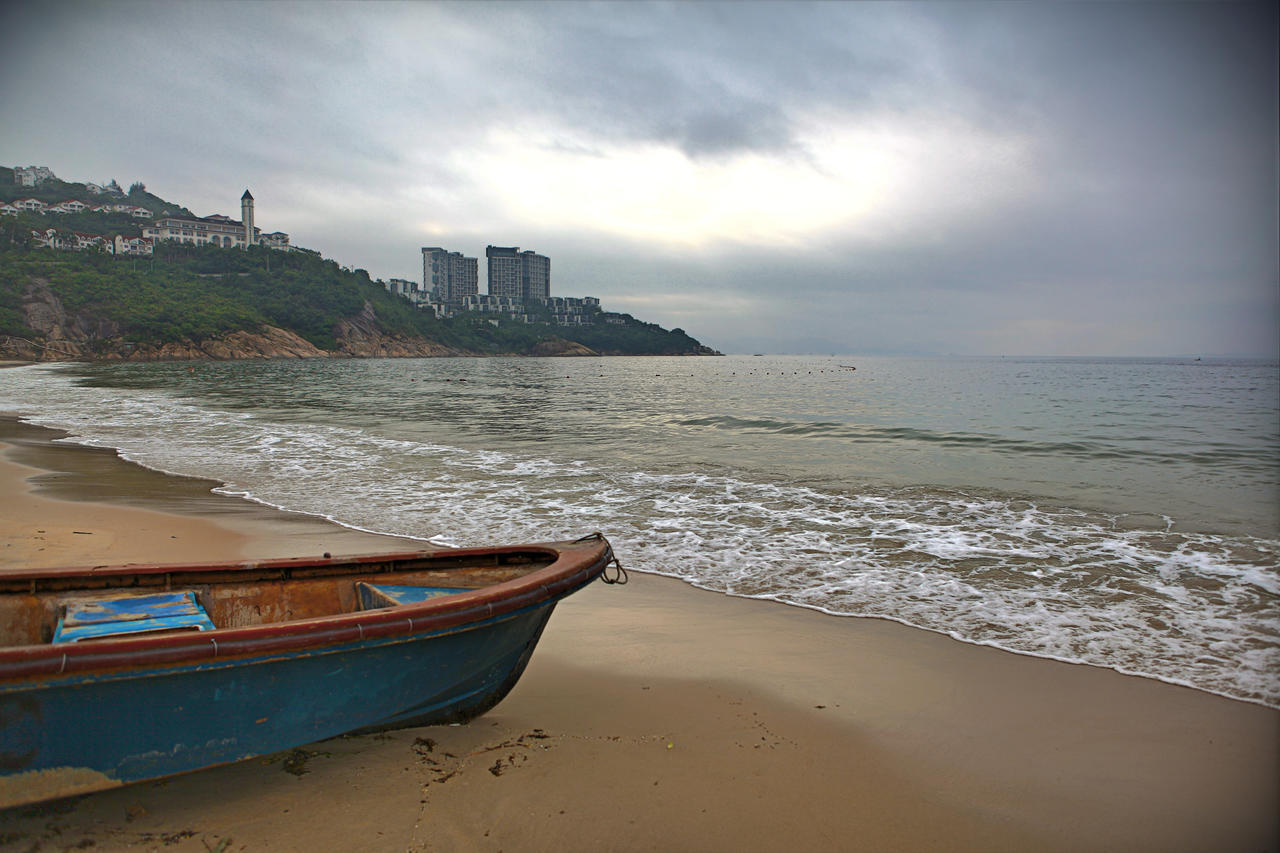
[
  {"xmin": 8, "ymin": 278, "xmax": 121, "ymax": 360},
  {"xmin": 101, "ymin": 327, "xmax": 330, "ymax": 361},
  {"xmin": 333, "ymin": 301, "xmax": 458, "ymax": 358},
  {"xmin": 530, "ymin": 337, "xmax": 599, "ymax": 357}
]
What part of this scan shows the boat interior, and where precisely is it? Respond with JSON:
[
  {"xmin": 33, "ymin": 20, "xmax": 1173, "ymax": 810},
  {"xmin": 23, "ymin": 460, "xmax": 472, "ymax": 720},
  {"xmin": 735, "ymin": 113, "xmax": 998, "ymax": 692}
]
[{"xmin": 0, "ymin": 549, "xmax": 556, "ymax": 648}]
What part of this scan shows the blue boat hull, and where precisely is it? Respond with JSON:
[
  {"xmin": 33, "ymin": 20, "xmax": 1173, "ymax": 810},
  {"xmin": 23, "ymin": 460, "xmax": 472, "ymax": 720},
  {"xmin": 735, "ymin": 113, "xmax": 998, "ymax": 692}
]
[
  {"xmin": 1, "ymin": 602, "xmax": 553, "ymax": 803},
  {"xmin": 0, "ymin": 535, "xmax": 619, "ymax": 807}
]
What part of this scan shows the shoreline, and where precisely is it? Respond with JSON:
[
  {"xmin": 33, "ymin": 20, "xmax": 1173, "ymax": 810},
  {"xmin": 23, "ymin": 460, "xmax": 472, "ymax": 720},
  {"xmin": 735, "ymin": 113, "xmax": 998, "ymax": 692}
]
[{"xmin": 1, "ymin": 416, "xmax": 1277, "ymax": 852}]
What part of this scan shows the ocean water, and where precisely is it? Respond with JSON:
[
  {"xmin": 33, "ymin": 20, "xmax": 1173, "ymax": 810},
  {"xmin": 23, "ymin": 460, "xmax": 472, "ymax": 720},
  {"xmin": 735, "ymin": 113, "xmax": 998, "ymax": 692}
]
[{"xmin": 1, "ymin": 355, "xmax": 1277, "ymax": 706}]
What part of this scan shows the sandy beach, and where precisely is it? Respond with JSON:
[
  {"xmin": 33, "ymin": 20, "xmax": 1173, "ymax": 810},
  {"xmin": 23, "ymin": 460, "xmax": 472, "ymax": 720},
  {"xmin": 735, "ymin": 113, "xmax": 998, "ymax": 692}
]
[{"xmin": 0, "ymin": 416, "xmax": 1276, "ymax": 853}]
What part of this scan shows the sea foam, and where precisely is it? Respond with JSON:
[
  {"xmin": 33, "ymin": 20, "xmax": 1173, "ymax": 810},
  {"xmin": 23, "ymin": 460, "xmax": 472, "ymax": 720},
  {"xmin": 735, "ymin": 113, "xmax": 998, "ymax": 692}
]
[{"xmin": 1, "ymin": 361, "xmax": 1276, "ymax": 707}]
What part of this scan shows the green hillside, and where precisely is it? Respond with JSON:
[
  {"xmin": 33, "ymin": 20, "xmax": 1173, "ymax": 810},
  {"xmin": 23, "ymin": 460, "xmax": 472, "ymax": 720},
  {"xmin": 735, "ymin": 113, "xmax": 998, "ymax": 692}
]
[
  {"xmin": 0, "ymin": 168, "xmax": 715, "ymax": 358},
  {"xmin": 0, "ymin": 174, "xmax": 194, "ymax": 218},
  {"xmin": 0, "ymin": 241, "xmax": 715, "ymax": 357}
]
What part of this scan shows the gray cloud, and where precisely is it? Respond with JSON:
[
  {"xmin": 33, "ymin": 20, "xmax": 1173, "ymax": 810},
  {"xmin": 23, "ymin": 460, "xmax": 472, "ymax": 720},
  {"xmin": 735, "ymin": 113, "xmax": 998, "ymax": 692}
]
[{"xmin": 1, "ymin": 0, "xmax": 1275, "ymax": 356}]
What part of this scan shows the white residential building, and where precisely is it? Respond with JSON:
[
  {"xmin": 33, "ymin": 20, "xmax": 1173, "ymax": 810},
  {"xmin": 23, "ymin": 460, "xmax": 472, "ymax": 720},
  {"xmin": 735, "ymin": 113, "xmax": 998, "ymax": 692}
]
[
  {"xmin": 106, "ymin": 203, "xmax": 151, "ymax": 218},
  {"xmin": 387, "ymin": 278, "xmax": 423, "ymax": 302},
  {"xmin": 71, "ymin": 232, "xmax": 106, "ymax": 251},
  {"xmin": 143, "ymin": 190, "xmax": 285, "ymax": 249},
  {"xmin": 83, "ymin": 181, "xmax": 124, "ymax": 196},
  {"xmin": 543, "ymin": 295, "xmax": 601, "ymax": 325},
  {"xmin": 422, "ymin": 247, "xmax": 479, "ymax": 305},
  {"xmin": 29, "ymin": 228, "xmax": 106, "ymax": 251},
  {"xmin": 144, "ymin": 214, "xmax": 257, "ymax": 248},
  {"xmin": 485, "ymin": 245, "xmax": 550, "ymax": 301},
  {"xmin": 112, "ymin": 234, "xmax": 154, "ymax": 256},
  {"xmin": 462, "ymin": 293, "xmax": 526, "ymax": 316},
  {"xmin": 12, "ymin": 198, "xmax": 45, "ymax": 213},
  {"xmin": 12, "ymin": 166, "xmax": 56, "ymax": 187}
]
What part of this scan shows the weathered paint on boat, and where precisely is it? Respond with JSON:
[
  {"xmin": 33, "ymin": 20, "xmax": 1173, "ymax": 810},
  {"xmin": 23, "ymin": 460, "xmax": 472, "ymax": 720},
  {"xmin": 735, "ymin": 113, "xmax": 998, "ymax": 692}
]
[{"xmin": 0, "ymin": 535, "xmax": 618, "ymax": 808}]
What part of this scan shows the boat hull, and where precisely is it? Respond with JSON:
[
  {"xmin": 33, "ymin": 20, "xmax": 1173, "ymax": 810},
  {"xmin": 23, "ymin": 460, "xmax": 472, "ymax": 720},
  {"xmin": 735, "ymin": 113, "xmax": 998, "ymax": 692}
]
[{"xmin": 0, "ymin": 536, "xmax": 615, "ymax": 808}]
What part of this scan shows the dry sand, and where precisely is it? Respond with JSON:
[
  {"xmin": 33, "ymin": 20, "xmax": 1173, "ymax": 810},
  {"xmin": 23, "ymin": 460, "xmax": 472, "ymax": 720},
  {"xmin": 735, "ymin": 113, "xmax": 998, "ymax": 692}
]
[{"xmin": 0, "ymin": 416, "xmax": 1276, "ymax": 852}]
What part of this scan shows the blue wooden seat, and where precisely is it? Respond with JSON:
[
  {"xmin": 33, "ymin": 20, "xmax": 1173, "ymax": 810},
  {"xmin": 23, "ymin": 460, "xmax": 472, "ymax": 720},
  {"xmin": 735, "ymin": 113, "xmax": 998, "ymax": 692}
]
[
  {"xmin": 53, "ymin": 591, "xmax": 216, "ymax": 643},
  {"xmin": 357, "ymin": 583, "xmax": 462, "ymax": 610}
]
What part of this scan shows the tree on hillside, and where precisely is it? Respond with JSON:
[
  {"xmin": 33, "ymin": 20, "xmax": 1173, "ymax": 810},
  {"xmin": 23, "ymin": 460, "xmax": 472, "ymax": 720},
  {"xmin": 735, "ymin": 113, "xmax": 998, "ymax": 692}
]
[{"xmin": 128, "ymin": 181, "xmax": 146, "ymax": 195}]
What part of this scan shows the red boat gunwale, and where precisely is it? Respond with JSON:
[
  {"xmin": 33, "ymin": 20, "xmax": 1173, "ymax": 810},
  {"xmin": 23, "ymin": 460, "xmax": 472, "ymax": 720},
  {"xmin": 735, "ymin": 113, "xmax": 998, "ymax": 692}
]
[{"xmin": 0, "ymin": 538, "xmax": 613, "ymax": 682}]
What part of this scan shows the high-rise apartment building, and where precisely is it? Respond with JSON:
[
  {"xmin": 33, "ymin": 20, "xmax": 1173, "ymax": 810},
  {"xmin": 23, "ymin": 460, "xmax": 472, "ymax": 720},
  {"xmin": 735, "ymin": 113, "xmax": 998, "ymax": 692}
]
[
  {"xmin": 448, "ymin": 252, "xmax": 478, "ymax": 302},
  {"xmin": 422, "ymin": 247, "xmax": 478, "ymax": 305},
  {"xmin": 485, "ymin": 246, "xmax": 523, "ymax": 300},
  {"xmin": 522, "ymin": 250, "xmax": 550, "ymax": 301},
  {"xmin": 485, "ymin": 245, "xmax": 550, "ymax": 301}
]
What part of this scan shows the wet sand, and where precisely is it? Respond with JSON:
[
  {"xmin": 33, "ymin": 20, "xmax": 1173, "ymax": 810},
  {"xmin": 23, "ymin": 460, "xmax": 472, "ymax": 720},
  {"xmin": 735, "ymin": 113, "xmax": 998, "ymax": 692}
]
[{"xmin": 1, "ymin": 416, "xmax": 1276, "ymax": 852}]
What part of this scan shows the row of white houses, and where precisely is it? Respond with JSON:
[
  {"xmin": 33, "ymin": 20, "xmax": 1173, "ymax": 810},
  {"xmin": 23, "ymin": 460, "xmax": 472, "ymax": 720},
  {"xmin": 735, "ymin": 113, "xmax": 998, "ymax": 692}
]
[
  {"xmin": 27, "ymin": 228, "xmax": 154, "ymax": 256},
  {"xmin": 0, "ymin": 198, "xmax": 153, "ymax": 218}
]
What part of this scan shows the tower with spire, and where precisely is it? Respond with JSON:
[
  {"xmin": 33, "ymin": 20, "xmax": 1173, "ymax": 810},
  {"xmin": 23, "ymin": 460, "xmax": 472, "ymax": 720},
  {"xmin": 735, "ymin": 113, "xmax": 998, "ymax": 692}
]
[{"xmin": 241, "ymin": 189, "xmax": 254, "ymax": 248}]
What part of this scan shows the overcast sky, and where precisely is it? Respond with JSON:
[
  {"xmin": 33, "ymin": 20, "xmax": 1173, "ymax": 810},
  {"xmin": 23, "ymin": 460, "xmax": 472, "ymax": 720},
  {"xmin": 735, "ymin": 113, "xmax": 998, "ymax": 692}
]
[{"xmin": 2, "ymin": 1, "xmax": 1276, "ymax": 356}]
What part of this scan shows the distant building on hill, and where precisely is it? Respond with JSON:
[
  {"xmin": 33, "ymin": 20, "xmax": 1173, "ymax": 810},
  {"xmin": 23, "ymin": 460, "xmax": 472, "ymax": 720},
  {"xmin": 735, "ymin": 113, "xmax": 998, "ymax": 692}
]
[
  {"xmin": 145, "ymin": 213, "xmax": 257, "ymax": 249},
  {"xmin": 485, "ymin": 246, "xmax": 522, "ymax": 300},
  {"xmin": 388, "ymin": 278, "xmax": 420, "ymax": 299},
  {"xmin": 240, "ymin": 189, "xmax": 254, "ymax": 247},
  {"xmin": 485, "ymin": 245, "xmax": 550, "ymax": 301},
  {"xmin": 12, "ymin": 166, "xmax": 56, "ymax": 187},
  {"xmin": 113, "ymin": 234, "xmax": 154, "ymax": 256},
  {"xmin": 422, "ymin": 247, "xmax": 478, "ymax": 305},
  {"xmin": 522, "ymin": 250, "xmax": 550, "ymax": 301},
  {"xmin": 141, "ymin": 189, "xmax": 290, "ymax": 250},
  {"xmin": 83, "ymin": 181, "xmax": 124, "ymax": 196},
  {"xmin": 47, "ymin": 199, "xmax": 89, "ymax": 214}
]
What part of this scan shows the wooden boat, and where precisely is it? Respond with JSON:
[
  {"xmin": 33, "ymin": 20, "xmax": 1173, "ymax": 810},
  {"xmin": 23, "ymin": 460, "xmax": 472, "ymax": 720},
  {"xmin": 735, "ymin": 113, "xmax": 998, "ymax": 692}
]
[{"xmin": 0, "ymin": 533, "xmax": 621, "ymax": 808}]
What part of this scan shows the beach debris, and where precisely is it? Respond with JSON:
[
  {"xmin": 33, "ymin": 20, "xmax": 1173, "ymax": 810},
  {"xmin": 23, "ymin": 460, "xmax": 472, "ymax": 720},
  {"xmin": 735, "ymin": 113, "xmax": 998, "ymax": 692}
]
[
  {"xmin": 139, "ymin": 829, "xmax": 196, "ymax": 844},
  {"xmin": 262, "ymin": 747, "xmax": 330, "ymax": 776},
  {"xmin": 413, "ymin": 737, "xmax": 461, "ymax": 787},
  {"xmin": 466, "ymin": 730, "xmax": 552, "ymax": 757}
]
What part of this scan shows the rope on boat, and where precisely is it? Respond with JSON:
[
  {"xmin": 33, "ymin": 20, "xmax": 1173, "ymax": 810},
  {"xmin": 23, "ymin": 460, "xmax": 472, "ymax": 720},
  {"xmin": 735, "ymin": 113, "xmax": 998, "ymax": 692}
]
[
  {"xmin": 576, "ymin": 532, "xmax": 629, "ymax": 585},
  {"xmin": 601, "ymin": 553, "xmax": 628, "ymax": 585}
]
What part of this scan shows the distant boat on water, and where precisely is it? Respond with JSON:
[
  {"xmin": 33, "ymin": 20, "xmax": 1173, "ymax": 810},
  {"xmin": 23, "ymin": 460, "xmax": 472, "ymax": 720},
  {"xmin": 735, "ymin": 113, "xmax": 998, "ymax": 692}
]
[{"xmin": 0, "ymin": 535, "xmax": 621, "ymax": 808}]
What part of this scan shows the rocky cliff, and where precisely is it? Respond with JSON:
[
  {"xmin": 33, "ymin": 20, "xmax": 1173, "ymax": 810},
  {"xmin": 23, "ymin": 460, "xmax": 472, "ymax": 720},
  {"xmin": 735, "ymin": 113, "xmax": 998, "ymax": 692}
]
[{"xmin": 332, "ymin": 301, "xmax": 457, "ymax": 358}]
